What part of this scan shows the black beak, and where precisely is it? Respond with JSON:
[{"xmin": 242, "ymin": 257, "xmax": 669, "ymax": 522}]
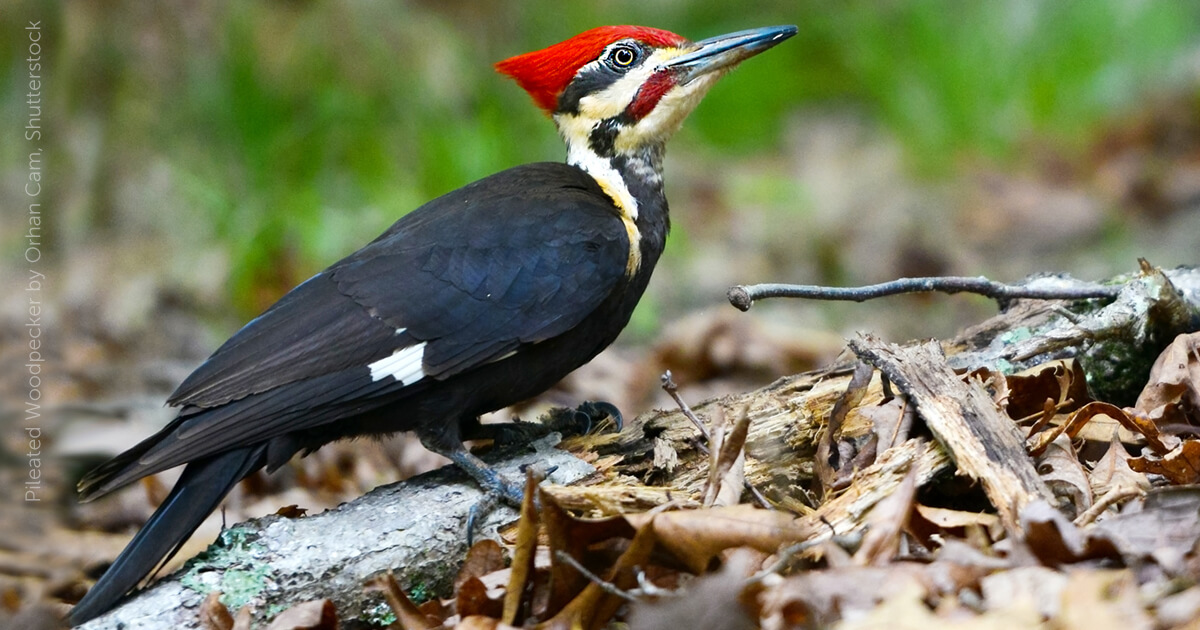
[{"xmin": 666, "ymin": 25, "xmax": 797, "ymax": 84}]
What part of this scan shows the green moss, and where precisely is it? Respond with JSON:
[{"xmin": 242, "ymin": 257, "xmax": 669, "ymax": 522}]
[
  {"xmin": 362, "ymin": 600, "xmax": 398, "ymax": 627},
  {"xmin": 178, "ymin": 524, "xmax": 271, "ymax": 610}
]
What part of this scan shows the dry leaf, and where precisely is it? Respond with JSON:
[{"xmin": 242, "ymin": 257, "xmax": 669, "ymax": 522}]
[
  {"xmin": 458, "ymin": 577, "xmax": 504, "ymax": 621},
  {"xmin": 627, "ymin": 505, "xmax": 812, "ymax": 574},
  {"xmin": 1132, "ymin": 332, "xmax": 1200, "ymax": 422},
  {"xmin": 200, "ymin": 591, "xmax": 233, "ymax": 630},
  {"xmin": 503, "ymin": 470, "xmax": 543, "ymax": 625},
  {"xmin": 913, "ymin": 505, "xmax": 1002, "ymax": 532},
  {"xmin": 627, "ymin": 550, "xmax": 758, "ymax": 630},
  {"xmin": 1128, "ymin": 439, "xmax": 1200, "ymax": 484},
  {"xmin": 543, "ymin": 516, "xmax": 659, "ymax": 629},
  {"xmin": 817, "ymin": 362, "xmax": 875, "ymax": 493},
  {"xmin": 264, "ymin": 600, "xmax": 337, "ymax": 630},
  {"xmin": 456, "ymin": 615, "xmax": 522, "ymax": 630},
  {"xmin": 854, "ymin": 452, "xmax": 919, "ymax": 566},
  {"xmin": 368, "ymin": 572, "xmax": 440, "ymax": 630},
  {"xmin": 1004, "ymin": 359, "xmax": 1090, "ymax": 420},
  {"xmin": 840, "ymin": 580, "xmax": 1041, "ymax": 630},
  {"xmin": 273, "ymin": 505, "xmax": 308, "ymax": 518},
  {"xmin": 1058, "ymin": 570, "xmax": 1153, "ymax": 630},
  {"xmin": 1019, "ymin": 500, "xmax": 1088, "ymax": 565},
  {"xmin": 541, "ymin": 492, "xmax": 637, "ymax": 617},
  {"xmin": 704, "ymin": 406, "xmax": 751, "ymax": 508},
  {"xmin": 980, "ymin": 566, "xmax": 1067, "ymax": 619},
  {"xmin": 760, "ymin": 564, "xmax": 937, "ymax": 628},
  {"xmin": 862, "ymin": 396, "xmax": 910, "ymax": 452},
  {"xmin": 1064, "ymin": 402, "xmax": 1173, "ymax": 454},
  {"xmin": 1090, "ymin": 488, "xmax": 1200, "ymax": 569},
  {"xmin": 457, "ymin": 541, "xmax": 506, "ymax": 592},
  {"xmin": 1088, "ymin": 433, "xmax": 1150, "ymax": 498},
  {"xmin": 1035, "ymin": 434, "xmax": 1092, "ymax": 518}
]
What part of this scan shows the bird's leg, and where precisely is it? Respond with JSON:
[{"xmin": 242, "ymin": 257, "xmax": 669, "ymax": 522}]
[{"xmin": 441, "ymin": 446, "xmax": 526, "ymax": 505}]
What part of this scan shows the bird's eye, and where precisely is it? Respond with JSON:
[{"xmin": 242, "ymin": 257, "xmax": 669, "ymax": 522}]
[{"xmin": 609, "ymin": 45, "xmax": 637, "ymax": 68}]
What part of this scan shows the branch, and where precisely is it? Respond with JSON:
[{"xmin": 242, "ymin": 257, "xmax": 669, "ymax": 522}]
[
  {"xmin": 727, "ymin": 275, "xmax": 1121, "ymax": 311},
  {"xmin": 76, "ymin": 439, "xmax": 595, "ymax": 630}
]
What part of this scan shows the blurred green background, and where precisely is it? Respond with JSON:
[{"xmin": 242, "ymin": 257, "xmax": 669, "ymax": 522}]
[{"xmin": 4, "ymin": 0, "xmax": 1200, "ymax": 344}]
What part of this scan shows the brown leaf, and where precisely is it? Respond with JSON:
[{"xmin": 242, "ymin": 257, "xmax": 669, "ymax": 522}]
[
  {"xmin": 913, "ymin": 505, "xmax": 1002, "ymax": 532},
  {"xmin": 1090, "ymin": 488, "xmax": 1200, "ymax": 568},
  {"xmin": 1128, "ymin": 439, "xmax": 1200, "ymax": 484},
  {"xmin": 502, "ymin": 469, "xmax": 543, "ymax": 626},
  {"xmin": 1063, "ymin": 402, "xmax": 1173, "ymax": 455},
  {"xmin": 273, "ymin": 505, "xmax": 308, "ymax": 518},
  {"xmin": 264, "ymin": 600, "xmax": 338, "ymax": 630},
  {"xmin": 1133, "ymin": 332, "xmax": 1200, "ymax": 421},
  {"xmin": 1089, "ymin": 433, "xmax": 1150, "ymax": 498},
  {"xmin": 1035, "ymin": 434, "xmax": 1092, "ymax": 518},
  {"xmin": 456, "ymin": 540, "xmax": 506, "ymax": 592},
  {"xmin": 979, "ymin": 566, "xmax": 1067, "ymax": 620},
  {"xmin": 1019, "ymin": 500, "xmax": 1088, "ymax": 565},
  {"xmin": 854, "ymin": 449, "xmax": 920, "ymax": 566},
  {"xmin": 627, "ymin": 549, "xmax": 759, "ymax": 630},
  {"xmin": 200, "ymin": 591, "xmax": 233, "ymax": 630},
  {"xmin": 456, "ymin": 615, "xmax": 522, "ymax": 630},
  {"xmin": 1058, "ymin": 570, "xmax": 1153, "ymax": 630},
  {"xmin": 543, "ymin": 517, "xmax": 659, "ymax": 630},
  {"xmin": 458, "ymin": 577, "xmax": 504, "ymax": 621},
  {"xmin": 541, "ymin": 491, "xmax": 637, "ymax": 617},
  {"xmin": 817, "ymin": 362, "xmax": 875, "ymax": 493},
  {"xmin": 1005, "ymin": 359, "xmax": 1090, "ymax": 420},
  {"xmin": 862, "ymin": 395, "xmax": 910, "ymax": 452},
  {"xmin": 703, "ymin": 406, "xmax": 751, "ymax": 508},
  {"xmin": 627, "ymin": 505, "xmax": 812, "ymax": 574},
  {"xmin": 760, "ymin": 564, "xmax": 936, "ymax": 627},
  {"xmin": 841, "ymin": 579, "xmax": 1041, "ymax": 630},
  {"xmin": 233, "ymin": 607, "xmax": 252, "ymax": 630},
  {"xmin": 367, "ymin": 572, "xmax": 439, "ymax": 630}
]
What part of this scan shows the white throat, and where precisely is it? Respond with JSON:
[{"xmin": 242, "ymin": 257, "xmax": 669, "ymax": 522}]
[{"xmin": 564, "ymin": 141, "xmax": 641, "ymax": 221}]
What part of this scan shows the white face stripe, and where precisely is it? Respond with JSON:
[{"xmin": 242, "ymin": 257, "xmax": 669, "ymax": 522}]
[
  {"xmin": 551, "ymin": 44, "xmax": 708, "ymax": 277},
  {"xmin": 368, "ymin": 341, "xmax": 428, "ymax": 384},
  {"xmin": 565, "ymin": 142, "xmax": 640, "ymax": 220}
]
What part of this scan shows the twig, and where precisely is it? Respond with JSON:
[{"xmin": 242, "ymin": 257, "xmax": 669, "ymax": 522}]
[
  {"xmin": 747, "ymin": 529, "xmax": 866, "ymax": 585},
  {"xmin": 1073, "ymin": 485, "xmax": 1145, "ymax": 527},
  {"xmin": 661, "ymin": 371, "xmax": 710, "ymax": 440},
  {"xmin": 660, "ymin": 371, "xmax": 773, "ymax": 510},
  {"xmin": 553, "ymin": 550, "xmax": 638, "ymax": 601},
  {"xmin": 727, "ymin": 276, "xmax": 1120, "ymax": 311}
]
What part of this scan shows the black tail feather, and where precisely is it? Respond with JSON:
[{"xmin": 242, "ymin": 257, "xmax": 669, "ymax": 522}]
[{"xmin": 69, "ymin": 445, "xmax": 266, "ymax": 626}]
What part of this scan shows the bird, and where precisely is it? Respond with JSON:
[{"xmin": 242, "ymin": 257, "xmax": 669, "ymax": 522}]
[{"xmin": 68, "ymin": 23, "xmax": 797, "ymax": 625}]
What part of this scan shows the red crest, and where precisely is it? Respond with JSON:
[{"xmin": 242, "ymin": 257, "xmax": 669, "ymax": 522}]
[{"xmin": 496, "ymin": 26, "xmax": 688, "ymax": 114}]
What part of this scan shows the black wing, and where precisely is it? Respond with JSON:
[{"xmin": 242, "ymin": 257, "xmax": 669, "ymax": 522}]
[{"xmin": 86, "ymin": 163, "xmax": 627, "ymax": 496}]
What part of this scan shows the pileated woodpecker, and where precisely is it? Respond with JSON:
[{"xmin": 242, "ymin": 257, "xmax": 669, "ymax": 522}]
[{"xmin": 69, "ymin": 24, "xmax": 796, "ymax": 624}]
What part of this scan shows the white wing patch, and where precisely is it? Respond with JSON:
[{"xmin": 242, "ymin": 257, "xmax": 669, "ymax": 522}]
[{"xmin": 368, "ymin": 341, "xmax": 428, "ymax": 384}]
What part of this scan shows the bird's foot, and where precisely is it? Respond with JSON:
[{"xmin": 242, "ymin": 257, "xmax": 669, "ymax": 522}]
[
  {"xmin": 455, "ymin": 455, "xmax": 554, "ymax": 546},
  {"xmin": 542, "ymin": 400, "xmax": 624, "ymax": 437}
]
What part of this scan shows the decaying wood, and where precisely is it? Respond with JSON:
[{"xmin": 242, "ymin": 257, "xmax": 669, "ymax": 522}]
[
  {"xmin": 947, "ymin": 266, "xmax": 1200, "ymax": 402},
  {"xmin": 850, "ymin": 335, "xmax": 1054, "ymax": 529},
  {"xmin": 76, "ymin": 265, "xmax": 1200, "ymax": 629}
]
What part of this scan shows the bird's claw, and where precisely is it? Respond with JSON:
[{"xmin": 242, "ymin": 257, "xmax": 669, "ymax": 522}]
[
  {"xmin": 574, "ymin": 400, "xmax": 624, "ymax": 433},
  {"xmin": 542, "ymin": 400, "xmax": 624, "ymax": 437},
  {"xmin": 464, "ymin": 465, "xmax": 551, "ymax": 546}
]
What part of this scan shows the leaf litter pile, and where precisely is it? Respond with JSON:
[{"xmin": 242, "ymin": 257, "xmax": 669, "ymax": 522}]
[{"xmin": 196, "ymin": 319, "xmax": 1200, "ymax": 630}]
